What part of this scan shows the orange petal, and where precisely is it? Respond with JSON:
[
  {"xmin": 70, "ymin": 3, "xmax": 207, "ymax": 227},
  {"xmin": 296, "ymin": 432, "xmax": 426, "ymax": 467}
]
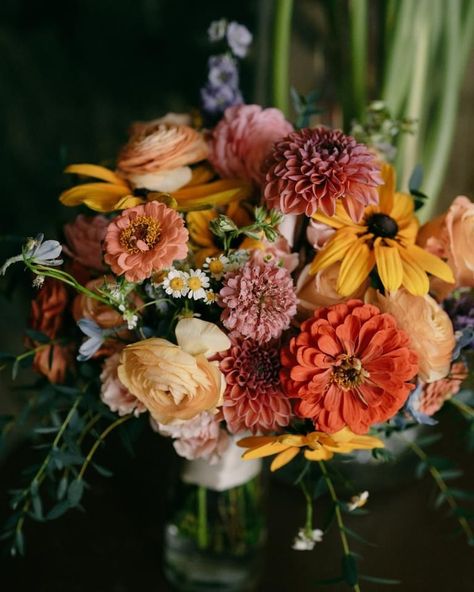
[
  {"xmin": 65, "ymin": 163, "xmax": 128, "ymax": 187},
  {"xmin": 378, "ymin": 163, "xmax": 395, "ymax": 213},
  {"xmin": 241, "ymin": 441, "xmax": 290, "ymax": 460},
  {"xmin": 304, "ymin": 447, "xmax": 334, "ymax": 461}
]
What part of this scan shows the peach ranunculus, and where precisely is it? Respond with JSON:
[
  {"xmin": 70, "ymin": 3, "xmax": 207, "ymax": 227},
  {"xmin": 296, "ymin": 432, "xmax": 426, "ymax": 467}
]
[
  {"xmin": 365, "ymin": 288, "xmax": 455, "ymax": 383},
  {"xmin": 117, "ymin": 318, "xmax": 231, "ymax": 424},
  {"xmin": 208, "ymin": 104, "xmax": 294, "ymax": 185},
  {"xmin": 413, "ymin": 361, "xmax": 468, "ymax": 418},
  {"xmin": 63, "ymin": 214, "xmax": 108, "ymax": 271},
  {"xmin": 117, "ymin": 120, "xmax": 208, "ymax": 192},
  {"xmin": 28, "ymin": 278, "xmax": 71, "ymax": 383},
  {"xmin": 296, "ymin": 263, "xmax": 368, "ymax": 319},
  {"xmin": 418, "ymin": 196, "xmax": 474, "ymax": 297}
]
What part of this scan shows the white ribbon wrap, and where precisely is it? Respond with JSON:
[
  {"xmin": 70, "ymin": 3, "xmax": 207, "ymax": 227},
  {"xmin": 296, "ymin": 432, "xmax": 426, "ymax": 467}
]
[{"xmin": 181, "ymin": 437, "xmax": 261, "ymax": 491}]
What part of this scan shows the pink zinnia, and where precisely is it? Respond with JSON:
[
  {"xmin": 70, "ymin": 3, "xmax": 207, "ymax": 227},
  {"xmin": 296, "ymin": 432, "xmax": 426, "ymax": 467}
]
[
  {"xmin": 100, "ymin": 352, "xmax": 146, "ymax": 417},
  {"xmin": 217, "ymin": 336, "xmax": 292, "ymax": 434},
  {"xmin": 208, "ymin": 104, "xmax": 293, "ymax": 185},
  {"xmin": 104, "ymin": 201, "xmax": 188, "ymax": 282},
  {"xmin": 416, "ymin": 362, "xmax": 468, "ymax": 417},
  {"xmin": 264, "ymin": 127, "xmax": 383, "ymax": 221},
  {"xmin": 219, "ymin": 261, "xmax": 297, "ymax": 344}
]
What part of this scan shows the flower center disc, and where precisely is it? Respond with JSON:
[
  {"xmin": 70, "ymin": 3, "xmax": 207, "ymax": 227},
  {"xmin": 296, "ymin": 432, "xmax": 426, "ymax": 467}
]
[
  {"xmin": 332, "ymin": 356, "xmax": 368, "ymax": 390},
  {"xmin": 120, "ymin": 215, "xmax": 161, "ymax": 254},
  {"xmin": 366, "ymin": 213, "xmax": 399, "ymax": 238}
]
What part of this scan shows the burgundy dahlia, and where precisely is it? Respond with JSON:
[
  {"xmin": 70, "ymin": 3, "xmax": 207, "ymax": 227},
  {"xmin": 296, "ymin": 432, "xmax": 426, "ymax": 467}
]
[
  {"xmin": 219, "ymin": 261, "xmax": 297, "ymax": 344},
  {"xmin": 217, "ymin": 336, "xmax": 292, "ymax": 434},
  {"xmin": 264, "ymin": 127, "xmax": 383, "ymax": 221}
]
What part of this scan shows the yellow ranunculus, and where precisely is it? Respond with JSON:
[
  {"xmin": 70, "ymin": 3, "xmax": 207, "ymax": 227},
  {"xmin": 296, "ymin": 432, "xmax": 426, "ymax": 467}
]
[{"xmin": 117, "ymin": 319, "xmax": 230, "ymax": 424}]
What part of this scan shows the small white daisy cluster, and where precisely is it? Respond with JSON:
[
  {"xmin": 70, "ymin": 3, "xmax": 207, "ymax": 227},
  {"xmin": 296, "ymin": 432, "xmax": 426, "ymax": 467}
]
[{"xmin": 292, "ymin": 528, "xmax": 324, "ymax": 551}]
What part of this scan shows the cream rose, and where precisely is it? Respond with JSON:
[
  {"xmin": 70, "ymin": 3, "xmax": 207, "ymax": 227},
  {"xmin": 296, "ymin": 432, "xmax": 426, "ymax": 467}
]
[
  {"xmin": 365, "ymin": 288, "xmax": 455, "ymax": 383},
  {"xmin": 296, "ymin": 263, "xmax": 368, "ymax": 319},
  {"xmin": 117, "ymin": 319, "xmax": 230, "ymax": 424}
]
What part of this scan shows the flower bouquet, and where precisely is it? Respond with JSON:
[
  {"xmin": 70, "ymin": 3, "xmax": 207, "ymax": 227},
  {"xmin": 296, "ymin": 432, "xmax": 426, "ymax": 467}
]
[{"xmin": 1, "ymin": 15, "xmax": 474, "ymax": 592}]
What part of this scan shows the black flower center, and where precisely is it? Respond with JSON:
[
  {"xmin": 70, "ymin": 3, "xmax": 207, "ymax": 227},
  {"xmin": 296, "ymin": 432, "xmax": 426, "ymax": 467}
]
[{"xmin": 367, "ymin": 213, "xmax": 399, "ymax": 238}]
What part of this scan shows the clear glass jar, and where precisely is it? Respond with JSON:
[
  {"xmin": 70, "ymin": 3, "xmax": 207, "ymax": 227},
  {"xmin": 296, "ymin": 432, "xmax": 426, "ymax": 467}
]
[{"xmin": 163, "ymin": 440, "xmax": 266, "ymax": 592}]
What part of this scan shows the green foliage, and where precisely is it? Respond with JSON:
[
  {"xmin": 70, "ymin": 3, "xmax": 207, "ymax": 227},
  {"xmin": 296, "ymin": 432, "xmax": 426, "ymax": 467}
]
[{"xmin": 290, "ymin": 87, "xmax": 322, "ymax": 129}]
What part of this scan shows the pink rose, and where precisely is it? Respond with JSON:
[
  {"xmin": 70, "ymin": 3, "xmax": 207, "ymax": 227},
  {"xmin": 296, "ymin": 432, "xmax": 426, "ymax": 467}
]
[
  {"xmin": 100, "ymin": 352, "xmax": 146, "ymax": 417},
  {"xmin": 418, "ymin": 196, "xmax": 474, "ymax": 298},
  {"xmin": 152, "ymin": 412, "xmax": 230, "ymax": 465},
  {"xmin": 63, "ymin": 214, "xmax": 108, "ymax": 271},
  {"xmin": 208, "ymin": 104, "xmax": 293, "ymax": 185}
]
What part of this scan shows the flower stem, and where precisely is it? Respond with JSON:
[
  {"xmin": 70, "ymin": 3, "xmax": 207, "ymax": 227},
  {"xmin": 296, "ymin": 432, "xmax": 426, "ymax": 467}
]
[
  {"xmin": 300, "ymin": 480, "xmax": 314, "ymax": 537},
  {"xmin": 272, "ymin": 0, "xmax": 294, "ymax": 115},
  {"xmin": 77, "ymin": 415, "xmax": 131, "ymax": 481},
  {"xmin": 197, "ymin": 485, "xmax": 208, "ymax": 550},
  {"xmin": 318, "ymin": 461, "xmax": 361, "ymax": 592},
  {"xmin": 448, "ymin": 398, "xmax": 474, "ymax": 420},
  {"xmin": 402, "ymin": 435, "xmax": 474, "ymax": 543},
  {"xmin": 349, "ymin": 0, "xmax": 368, "ymax": 121}
]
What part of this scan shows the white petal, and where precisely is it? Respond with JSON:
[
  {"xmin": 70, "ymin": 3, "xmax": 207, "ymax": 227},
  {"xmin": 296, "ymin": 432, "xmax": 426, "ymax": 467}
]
[{"xmin": 128, "ymin": 166, "xmax": 192, "ymax": 192}]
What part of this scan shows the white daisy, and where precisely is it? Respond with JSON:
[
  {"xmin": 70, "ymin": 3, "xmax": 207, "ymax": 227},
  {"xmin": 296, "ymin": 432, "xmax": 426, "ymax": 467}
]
[
  {"xmin": 204, "ymin": 290, "xmax": 217, "ymax": 305},
  {"xmin": 186, "ymin": 269, "xmax": 210, "ymax": 301},
  {"xmin": 203, "ymin": 255, "xmax": 230, "ymax": 280},
  {"xmin": 163, "ymin": 269, "xmax": 189, "ymax": 298}
]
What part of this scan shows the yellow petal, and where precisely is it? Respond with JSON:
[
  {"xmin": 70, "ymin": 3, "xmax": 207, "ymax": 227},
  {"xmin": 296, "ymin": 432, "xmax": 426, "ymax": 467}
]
[
  {"xmin": 241, "ymin": 441, "xmax": 290, "ymax": 460},
  {"xmin": 310, "ymin": 229, "xmax": 358, "ymax": 274},
  {"xmin": 187, "ymin": 210, "xmax": 215, "ymax": 248},
  {"xmin": 65, "ymin": 164, "xmax": 128, "ymax": 187},
  {"xmin": 174, "ymin": 180, "xmax": 252, "ymax": 212},
  {"xmin": 185, "ymin": 164, "xmax": 215, "ymax": 187},
  {"xmin": 337, "ymin": 238, "xmax": 375, "ymax": 296},
  {"xmin": 399, "ymin": 250, "xmax": 430, "ymax": 295},
  {"xmin": 374, "ymin": 239, "xmax": 403, "ymax": 292},
  {"xmin": 59, "ymin": 182, "xmax": 139, "ymax": 212},
  {"xmin": 304, "ymin": 447, "xmax": 334, "ymax": 461},
  {"xmin": 270, "ymin": 447, "xmax": 301, "ymax": 471},
  {"xmin": 312, "ymin": 203, "xmax": 359, "ymax": 230},
  {"xmin": 405, "ymin": 244, "xmax": 455, "ymax": 284},
  {"xmin": 390, "ymin": 192, "xmax": 415, "ymax": 223},
  {"xmin": 378, "ymin": 163, "xmax": 395, "ymax": 213}
]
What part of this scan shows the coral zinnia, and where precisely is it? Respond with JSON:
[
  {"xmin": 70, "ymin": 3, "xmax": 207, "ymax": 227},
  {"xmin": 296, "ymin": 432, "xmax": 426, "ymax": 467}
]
[
  {"xmin": 281, "ymin": 300, "xmax": 419, "ymax": 434},
  {"xmin": 219, "ymin": 261, "xmax": 297, "ymax": 344},
  {"xmin": 238, "ymin": 427, "xmax": 384, "ymax": 472},
  {"xmin": 216, "ymin": 336, "xmax": 292, "ymax": 434},
  {"xmin": 264, "ymin": 127, "xmax": 383, "ymax": 220},
  {"xmin": 104, "ymin": 201, "xmax": 188, "ymax": 282},
  {"xmin": 310, "ymin": 164, "xmax": 455, "ymax": 296}
]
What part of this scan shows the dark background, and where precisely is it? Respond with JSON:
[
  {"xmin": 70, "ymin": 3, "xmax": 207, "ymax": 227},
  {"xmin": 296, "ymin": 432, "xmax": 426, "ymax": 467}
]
[{"xmin": 0, "ymin": 1, "xmax": 473, "ymax": 590}]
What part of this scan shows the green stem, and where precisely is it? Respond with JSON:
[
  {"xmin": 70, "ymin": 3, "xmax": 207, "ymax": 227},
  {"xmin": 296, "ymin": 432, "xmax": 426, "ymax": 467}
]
[
  {"xmin": 319, "ymin": 461, "xmax": 361, "ymax": 592},
  {"xmin": 403, "ymin": 436, "xmax": 474, "ymax": 543},
  {"xmin": 300, "ymin": 480, "xmax": 314, "ymax": 537},
  {"xmin": 197, "ymin": 485, "xmax": 208, "ymax": 550},
  {"xmin": 448, "ymin": 398, "xmax": 474, "ymax": 420},
  {"xmin": 77, "ymin": 415, "xmax": 131, "ymax": 481},
  {"xmin": 349, "ymin": 0, "xmax": 368, "ymax": 121},
  {"xmin": 272, "ymin": 0, "xmax": 294, "ymax": 115}
]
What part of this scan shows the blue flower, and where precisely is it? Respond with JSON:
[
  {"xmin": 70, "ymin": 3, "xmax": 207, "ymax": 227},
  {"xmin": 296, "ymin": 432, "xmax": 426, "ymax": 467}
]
[
  {"xmin": 405, "ymin": 382, "xmax": 438, "ymax": 426},
  {"xmin": 77, "ymin": 318, "xmax": 104, "ymax": 361}
]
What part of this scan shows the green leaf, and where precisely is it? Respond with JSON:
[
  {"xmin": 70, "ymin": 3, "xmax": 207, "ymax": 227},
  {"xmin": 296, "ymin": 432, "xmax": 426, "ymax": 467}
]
[
  {"xmin": 426, "ymin": 456, "xmax": 453, "ymax": 470},
  {"xmin": 24, "ymin": 329, "xmax": 50, "ymax": 344},
  {"xmin": 360, "ymin": 574, "xmax": 401, "ymax": 585},
  {"xmin": 448, "ymin": 488, "xmax": 474, "ymax": 501},
  {"xmin": 67, "ymin": 479, "xmax": 84, "ymax": 507},
  {"xmin": 415, "ymin": 461, "xmax": 428, "ymax": 479},
  {"xmin": 416, "ymin": 433, "xmax": 442, "ymax": 447},
  {"xmin": 31, "ymin": 494, "xmax": 43, "ymax": 521},
  {"xmin": 313, "ymin": 475, "xmax": 328, "ymax": 499},
  {"xmin": 46, "ymin": 500, "xmax": 71, "ymax": 520},
  {"xmin": 342, "ymin": 553, "xmax": 358, "ymax": 586},
  {"xmin": 34, "ymin": 426, "xmax": 60, "ymax": 435},
  {"xmin": 408, "ymin": 164, "xmax": 423, "ymax": 192},
  {"xmin": 92, "ymin": 463, "xmax": 114, "ymax": 478},
  {"xmin": 15, "ymin": 529, "xmax": 25, "ymax": 556},
  {"xmin": 57, "ymin": 476, "xmax": 68, "ymax": 500},
  {"xmin": 53, "ymin": 385, "xmax": 81, "ymax": 397},
  {"xmin": 439, "ymin": 469, "xmax": 463, "ymax": 481}
]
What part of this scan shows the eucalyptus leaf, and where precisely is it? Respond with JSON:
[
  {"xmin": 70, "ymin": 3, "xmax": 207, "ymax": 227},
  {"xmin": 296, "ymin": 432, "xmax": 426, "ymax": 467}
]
[
  {"xmin": 67, "ymin": 480, "xmax": 84, "ymax": 507},
  {"xmin": 342, "ymin": 553, "xmax": 358, "ymax": 586}
]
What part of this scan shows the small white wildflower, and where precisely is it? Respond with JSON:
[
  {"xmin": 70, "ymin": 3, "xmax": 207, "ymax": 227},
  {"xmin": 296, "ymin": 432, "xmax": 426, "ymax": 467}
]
[
  {"xmin": 292, "ymin": 528, "xmax": 324, "ymax": 551},
  {"xmin": 186, "ymin": 269, "xmax": 210, "ymax": 301},
  {"xmin": 32, "ymin": 275, "xmax": 45, "ymax": 289},
  {"xmin": 125, "ymin": 313, "xmax": 139, "ymax": 330},
  {"xmin": 204, "ymin": 290, "xmax": 217, "ymax": 305},
  {"xmin": 203, "ymin": 255, "xmax": 230, "ymax": 280},
  {"xmin": 347, "ymin": 490, "xmax": 369, "ymax": 512},
  {"xmin": 208, "ymin": 19, "xmax": 227, "ymax": 42},
  {"xmin": 226, "ymin": 22, "xmax": 252, "ymax": 58},
  {"xmin": 163, "ymin": 269, "xmax": 189, "ymax": 298}
]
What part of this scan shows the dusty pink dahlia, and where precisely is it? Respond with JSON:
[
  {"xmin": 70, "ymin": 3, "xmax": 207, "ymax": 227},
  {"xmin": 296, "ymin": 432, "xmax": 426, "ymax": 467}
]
[
  {"xmin": 217, "ymin": 336, "xmax": 292, "ymax": 434},
  {"xmin": 219, "ymin": 261, "xmax": 297, "ymax": 343},
  {"xmin": 63, "ymin": 214, "xmax": 108, "ymax": 271},
  {"xmin": 104, "ymin": 201, "xmax": 188, "ymax": 282},
  {"xmin": 264, "ymin": 127, "xmax": 383, "ymax": 221},
  {"xmin": 208, "ymin": 104, "xmax": 293, "ymax": 185}
]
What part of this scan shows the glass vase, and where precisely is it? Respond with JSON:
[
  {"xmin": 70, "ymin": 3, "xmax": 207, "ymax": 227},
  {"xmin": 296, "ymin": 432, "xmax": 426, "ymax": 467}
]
[{"xmin": 163, "ymin": 439, "xmax": 266, "ymax": 592}]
